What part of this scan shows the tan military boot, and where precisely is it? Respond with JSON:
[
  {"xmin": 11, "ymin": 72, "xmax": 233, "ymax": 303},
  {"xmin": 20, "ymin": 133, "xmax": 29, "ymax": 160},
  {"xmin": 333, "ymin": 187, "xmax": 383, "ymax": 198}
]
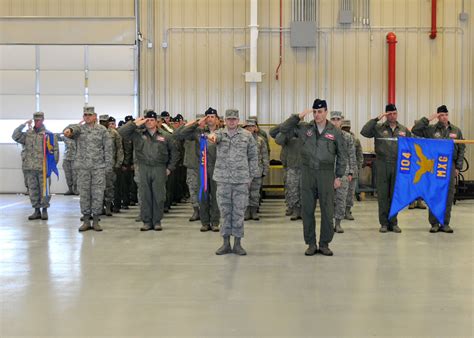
[
  {"xmin": 92, "ymin": 215, "xmax": 103, "ymax": 232},
  {"xmin": 232, "ymin": 237, "xmax": 247, "ymax": 256},
  {"xmin": 79, "ymin": 215, "xmax": 91, "ymax": 232},
  {"xmin": 215, "ymin": 236, "xmax": 232, "ymax": 255}
]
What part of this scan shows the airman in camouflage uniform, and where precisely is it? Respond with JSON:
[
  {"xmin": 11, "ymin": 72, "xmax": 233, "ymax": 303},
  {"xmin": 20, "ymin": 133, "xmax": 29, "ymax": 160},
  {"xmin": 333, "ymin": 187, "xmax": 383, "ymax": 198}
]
[
  {"xmin": 329, "ymin": 112, "xmax": 357, "ymax": 233},
  {"xmin": 270, "ymin": 125, "xmax": 302, "ymax": 220},
  {"xmin": 59, "ymin": 134, "xmax": 78, "ymax": 195},
  {"xmin": 412, "ymin": 105, "xmax": 465, "ymax": 233},
  {"xmin": 175, "ymin": 108, "xmax": 221, "ymax": 232},
  {"xmin": 244, "ymin": 119, "xmax": 269, "ymax": 221},
  {"xmin": 209, "ymin": 109, "xmax": 259, "ymax": 255},
  {"xmin": 280, "ymin": 99, "xmax": 347, "ymax": 256},
  {"xmin": 119, "ymin": 110, "xmax": 179, "ymax": 231},
  {"xmin": 64, "ymin": 107, "xmax": 113, "ymax": 232},
  {"xmin": 361, "ymin": 104, "xmax": 411, "ymax": 233},
  {"xmin": 341, "ymin": 119, "xmax": 363, "ymax": 221},
  {"xmin": 12, "ymin": 112, "xmax": 59, "ymax": 221},
  {"xmin": 99, "ymin": 114, "xmax": 124, "ymax": 216}
]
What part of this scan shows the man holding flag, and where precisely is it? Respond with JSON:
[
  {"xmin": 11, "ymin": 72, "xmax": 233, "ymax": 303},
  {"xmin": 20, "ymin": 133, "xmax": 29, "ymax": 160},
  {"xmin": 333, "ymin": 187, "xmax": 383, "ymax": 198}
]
[
  {"xmin": 12, "ymin": 112, "xmax": 59, "ymax": 221},
  {"xmin": 360, "ymin": 104, "xmax": 411, "ymax": 233},
  {"xmin": 411, "ymin": 105, "xmax": 465, "ymax": 233}
]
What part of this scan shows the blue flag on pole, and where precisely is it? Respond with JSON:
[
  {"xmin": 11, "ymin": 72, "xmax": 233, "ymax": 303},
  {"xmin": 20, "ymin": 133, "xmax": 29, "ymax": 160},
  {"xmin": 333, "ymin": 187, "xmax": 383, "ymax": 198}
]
[
  {"xmin": 389, "ymin": 137, "xmax": 454, "ymax": 225},
  {"xmin": 198, "ymin": 134, "xmax": 208, "ymax": 202}
]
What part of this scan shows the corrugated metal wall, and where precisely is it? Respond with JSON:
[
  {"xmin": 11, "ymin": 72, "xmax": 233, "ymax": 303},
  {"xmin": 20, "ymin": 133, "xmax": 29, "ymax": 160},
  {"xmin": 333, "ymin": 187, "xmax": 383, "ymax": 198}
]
[
  {"xmin": 0, "ymin": 0, "xmax": 472, "ymax": 179},
  {"xmin": 139, "ymin": 0, "xmax": 473, "ymax": 179}
]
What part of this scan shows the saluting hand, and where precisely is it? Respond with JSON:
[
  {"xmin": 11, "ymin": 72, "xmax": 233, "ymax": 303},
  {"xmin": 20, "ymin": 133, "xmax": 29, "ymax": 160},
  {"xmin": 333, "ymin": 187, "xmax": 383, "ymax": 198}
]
[
  {"xmin": 298, "ymin": 108, "xmax": 313, "ymax": 119},
  {"xmin": 63, "ymin": 128, "xmax": 73, "ymax": 138},
  {"xmin": 198, "ymin": 116, "xmax": 208, "ymax": 128},
  {"xmin": 79, "ymin": 119, "xmax": 85, "ymax": 125},
  {"xmin": 428, "ymin": 111, "xmax": 439, "ymax": 121},
  {"xmin": 377, "ymin": 112, "xmax": 390, "ymax": 121},
  {"xmin": 135, "ymin": 117, "xmax": 147, "ymax": 126},
  {"xmin": 25, "ymin": 119, "xmax": 32, "ymax": 128}
]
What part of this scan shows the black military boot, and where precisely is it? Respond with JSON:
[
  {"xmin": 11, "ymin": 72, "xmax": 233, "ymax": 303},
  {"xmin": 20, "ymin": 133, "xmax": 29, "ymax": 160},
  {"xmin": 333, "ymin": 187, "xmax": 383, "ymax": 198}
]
[
  {"xmin": 318, "ymin": 244, "xmax": 334, "ymax": 256},
  {"xmin": 92, "ymin": 215, "xmax": 103, "ymax": 232},
  {"xmin": 290, "ymin": 207, "xmax": 302, "ymax": 221},
  {"xmin": 232, "ymin": 237, "xmax": 247, "ymax": 256},
  {"xmin": 304, "ymin": 244, "xmax": 318, "ymax": 256},
  {"xmin": 285, "ymin": 207, "xmax": 293, "ymax": 216},
  {"xmin": 379, "ymin": 225, "xmax": 388, "ymax": 233},
  {"xmin": 215, "ymin": 236, "xmax": 232, "ymax": 255},
  {"xmin": 79, "ymin": 215, "xmax": 91, "ymax": 232},
  {"xmin": 28, "ymin": 208, "xmax": 41, "ymax": 220},
  {"xmin": 391, "ymin": 225, "xmax": 402, "ymax": 233},
  {"xmin": 344, "ymin": 207, "xmax": 354, "ymax": 220},
  {"xmin": 244, "ymin": 207, "xmax": 251, "ymax": 221},
  {"xmin": 334, "ymin": 219, "xmax": 344, "ymax": 233},
  {"xmin": 41, "ymin": 208, "xmax": 48, "ymax": 220},
  {"xmin": 64, "ymin": 186, "xmax": 74, "ymax": 195},
  {"xmin": 189, "ymin": 207, "xmax": 200, "ymax": 221},
  {"xmin": 416, "ymin": 199, "xmax": 427, "ymax": 209},
  {"xmin": 105, "ymin": 202, "xmax": 113, "ymax": 216},
  {"xmin": 140, "ymin": 223, "xmax": 153, "ymax": 231},
  {"xmin": 250, "ymin": 207, "xmax": 260, "ymax": 221},
  {"xmin": 440, "ymin": 224, "xmax": 454, "ymax": 233},
  {"xmin": 210, "ymin": 224, "xmax": 220, "ymax": 232},
  {"xmin": 154, "ymin": 223, "xmax": 163, "ymax": 231},
  {"xmin": 200, "ymin": 224, "xmax": 211, "ymax": 232}
]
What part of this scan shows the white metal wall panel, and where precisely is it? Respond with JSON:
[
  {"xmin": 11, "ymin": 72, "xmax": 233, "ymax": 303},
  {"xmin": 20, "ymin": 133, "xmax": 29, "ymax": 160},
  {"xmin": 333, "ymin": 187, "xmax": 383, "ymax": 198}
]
[
  {"xmin": 39, "ymin": 46, "xmax": 85, "ymax": 70},
  {"xmin": 87, "ymin": 71, "xmax": 134, "ymax": 95},
  {"xmin": 0, "ymin": 70, "xmax": 36, "ymax": 94},
  {"xmin": 0, "ymin": 45, "xmax": 36, "ymax": 70},
  {"xmin": 40, "ymin": 71, "xmax": 85, "ymax": 95},
  {"xmin": 40, "ymin": 96, "xmax": 86, "ymax": 119},
  {"xmin": 88, "ymin": 46, "xmax": 135, "ymax": 70},
  {"xmin": 0, "ymin": 95, "xmax": 36, "ymax": 119},
  {"xmin": 87, "ymin": 95, "xmax": 134, "ymax": 118}
]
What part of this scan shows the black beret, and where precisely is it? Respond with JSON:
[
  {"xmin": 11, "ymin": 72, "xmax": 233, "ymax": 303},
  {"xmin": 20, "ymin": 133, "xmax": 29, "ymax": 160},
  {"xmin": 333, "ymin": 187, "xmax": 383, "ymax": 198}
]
[
  {"xmin": 160, "ymin": 111, "xmax": 170, "ymax": 117},
  {"xmin": 312, "ymin": 99, "xmax": 327, "ymax": 109},
  {"xmin": 437, "ymin": 105, "xmax": 448, "ymax": 113},
  {"xmin": 108, "ymin": 116, "xmax": 116, "ymax": 122},
  {"xmin": 124, "ymin": 115, "xmax": 134, "ymax": 122},
  {"xmin": 118, "ymin": 121, "xmax": 125, "ymax": 127},
  {"xmin": 175, "ymin": 114, "xmax": 184, "ymax": 121},
  {"xmin": 205, "ymin": 107, "xmax": 218, "ymax": 116},
  {"xmin": 145, "ymin": 111, "xmax": 157, "ymax": 119},
  {"xmin": 385, "ymin": 103, "xmax": 397, "ymax": 112}
]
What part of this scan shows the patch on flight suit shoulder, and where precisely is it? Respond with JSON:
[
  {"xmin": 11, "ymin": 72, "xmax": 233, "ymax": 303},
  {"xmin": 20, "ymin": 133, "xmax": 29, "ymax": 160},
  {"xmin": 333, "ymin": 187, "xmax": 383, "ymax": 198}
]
[
  {"xmin": 306, "ymin": 129, "xmax": 313, "ymax": 137},
  {"xmin": 434, "ymin": 132, "xmax": 441, "ymax": 138},
  {"xmin": 157, "ymin": 135, "xmax": 165, "ymax": 142}
]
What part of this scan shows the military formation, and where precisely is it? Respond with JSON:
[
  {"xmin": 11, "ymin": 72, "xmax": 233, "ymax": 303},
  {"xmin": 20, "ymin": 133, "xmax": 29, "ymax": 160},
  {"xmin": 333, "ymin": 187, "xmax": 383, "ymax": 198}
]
[{"xmin": 13, "ymin": 100, "xmax": 465, "ymax": 256}]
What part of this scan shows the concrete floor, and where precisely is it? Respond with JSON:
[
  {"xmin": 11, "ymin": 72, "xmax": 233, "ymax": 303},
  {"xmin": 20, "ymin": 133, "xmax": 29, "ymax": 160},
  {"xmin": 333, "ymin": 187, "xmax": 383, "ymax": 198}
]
[{"xmin": 0, "ymin": 194, "xmax": 473, "ymax": 337}]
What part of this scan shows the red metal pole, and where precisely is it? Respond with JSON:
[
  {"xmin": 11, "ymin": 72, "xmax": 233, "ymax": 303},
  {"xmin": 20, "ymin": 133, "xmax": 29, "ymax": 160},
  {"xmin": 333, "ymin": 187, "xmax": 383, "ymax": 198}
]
[
  {"xmin": 386, "ymin": 32, "xmax": 397, "ymax": 104},
  {"xmin": 430, "ymin": 0, "xmax": 437, "ymax": 39}
]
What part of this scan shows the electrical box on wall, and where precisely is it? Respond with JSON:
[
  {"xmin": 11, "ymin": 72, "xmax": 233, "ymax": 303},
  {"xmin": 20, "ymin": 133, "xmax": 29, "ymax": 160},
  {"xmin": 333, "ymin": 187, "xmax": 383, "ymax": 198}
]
[
  {"xmin": 290, "ymin": 21, "xmax": 317, "ymax": 48},
  {"xmin": 244, "ymin": 72, "xmax": 262, "ymax": 83}
]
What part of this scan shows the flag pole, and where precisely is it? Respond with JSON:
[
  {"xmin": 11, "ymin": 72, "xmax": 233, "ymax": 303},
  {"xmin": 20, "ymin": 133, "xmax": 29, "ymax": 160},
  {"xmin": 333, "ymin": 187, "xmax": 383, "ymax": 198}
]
[{"xmin": 454, "ymin": 140, "xmax": 474, "ymax": 144}]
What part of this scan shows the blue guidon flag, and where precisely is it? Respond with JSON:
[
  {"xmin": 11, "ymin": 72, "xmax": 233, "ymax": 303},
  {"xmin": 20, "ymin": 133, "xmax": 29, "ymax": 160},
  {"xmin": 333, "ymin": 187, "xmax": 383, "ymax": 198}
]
[{"xmin": 389, "ymin": 137, "xmax": 454, "ymax": 225}]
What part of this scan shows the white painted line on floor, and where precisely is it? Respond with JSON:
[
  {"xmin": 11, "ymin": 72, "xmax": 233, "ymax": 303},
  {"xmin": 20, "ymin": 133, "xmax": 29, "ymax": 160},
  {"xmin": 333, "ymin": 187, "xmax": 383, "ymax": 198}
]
[{"xmin": 0, "ymin": 201, "xmax": 27, "ymax": 210}]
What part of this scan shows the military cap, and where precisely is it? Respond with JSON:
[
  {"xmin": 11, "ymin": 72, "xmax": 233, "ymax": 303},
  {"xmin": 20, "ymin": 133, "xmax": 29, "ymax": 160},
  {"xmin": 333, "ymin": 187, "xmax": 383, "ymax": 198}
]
[
  {"xmin": 225, "ymin": 109, "xmax": 239, "ymax": 119},
  {"xmin": 83, "ymin": 106, "xmax": 95, "ymax": 114},
  {"xmin": 437, "ymin": 105, "xmax": 448, "ymax": 113},
  {"xmin": 385, "ymin": 103, "xmax": 397, "ymax": 112},
  {"xmin": 341, "ymin": 119, "xmax": 351, "ymax": 128},
  {"xmin": 249, "ymin": 115, "xmax": 258, "ymax": 122},
  {"xmin": 243, "ymin": 119, "xmax": 257, "ymax": 127},
  {"xmin": 312, "ymin": 99, "xmax": 327, "ymax": 109},
  {"xmin": 160, "ymin": 111, "xmax": 170, "ymax": 118},
  {"xmin": 99, "ymin": 114, "xmax": 109, "ymax": 121},
  {"xmin": 124, "ymin": 115, "xmax": 134, "ymax": 122},
  {"xmin": 33, "ymin": 112, "xmax": 44, "ymax": 120},
  {"xmin": 174, "ymin": 114, "xmax": 184, "ymax": 121},
  {"xmin": 330, "ymin": 111, "xmax": 344, "ymax": 119},
  {"xmin": 205, "ymin": 107, "xmax": 218, "ymax": 116},
  {"xmin": 118, "ymin": 120, "xmax": 125, "ymax": 127},
  {"xmin": 108, "ymin": 116, "xmax": 116, "ymax": 122},
  {"xmin": 145, "ymin": 110, "xmax": 157, "ymax": 119}
]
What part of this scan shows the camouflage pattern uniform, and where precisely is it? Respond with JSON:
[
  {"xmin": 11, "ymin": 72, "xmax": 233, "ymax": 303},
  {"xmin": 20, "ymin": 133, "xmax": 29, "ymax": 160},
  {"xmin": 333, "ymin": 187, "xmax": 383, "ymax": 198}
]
[
  {"xmin": 119, "ymin": 132, "xmax": 134, "ymax": 207},
  {"xmin": 12, "ymin": 121, "xmax": 59, "ymax": 209},
  {"xmin": 213, "ymin": 124, "xmax": 259, "ymax": 238},
  {"xmin": 59, "ymin": 135, "xmax": 78, "ymax": 193},
  {"xmin": 346, "ymin": 132, "xmax": 363, "ymax": 210},
  {"xmin": 249, "ymin": 134, "xmax": 269, "ymax": 207},
  {"xmin": 119, "ymin": 121, "xmax": 179, "ymax": 227},
  {"xmin": 334, "ymin": 130, "xmax": 357, "ymax": 220},
  {"xmin": 65, "ymin": 122, "xmax": 113, "ymax": 217},
  {"xmin": 104, "ymin": 127, "xmax": 124, "ymax": 204}
]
